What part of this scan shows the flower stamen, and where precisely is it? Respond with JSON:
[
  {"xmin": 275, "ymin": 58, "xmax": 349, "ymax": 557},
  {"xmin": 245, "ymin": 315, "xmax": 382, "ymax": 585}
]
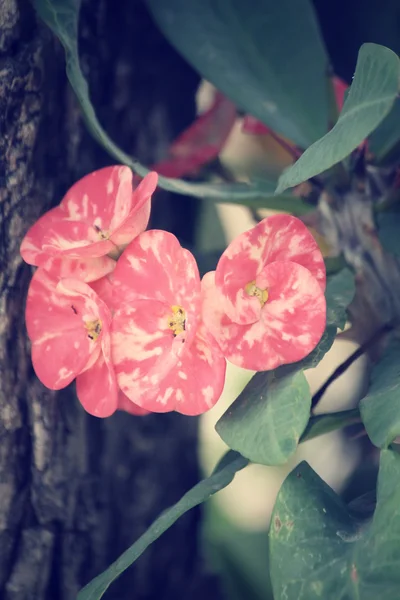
[
  {"xmin": 94, "ymin": 224, "xmax": 109, "ymax": 240},
  {"xmin": 168, "ymin": 305, "xmax": 186, "ymax": 337},
  {"xmin": 85, "ymin": 319, "xmax": 102, "ymax": 341},
  {"xmin": 245, "ymin": 280, "xmax": 268, "ymax": 307}
]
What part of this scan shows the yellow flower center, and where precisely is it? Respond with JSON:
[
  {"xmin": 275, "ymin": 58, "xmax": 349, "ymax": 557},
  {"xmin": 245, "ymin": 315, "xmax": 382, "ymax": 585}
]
[
  {"xmin": 168, "ymin": 305, "xmax": 186, "ymax": 337},
  {"xmin": 245, "ymin": 281, "xmax": 269, "ymax": 307},
  {"xmin": 85, "ymin": 319, "xmax": 102, "ymax": 341}
]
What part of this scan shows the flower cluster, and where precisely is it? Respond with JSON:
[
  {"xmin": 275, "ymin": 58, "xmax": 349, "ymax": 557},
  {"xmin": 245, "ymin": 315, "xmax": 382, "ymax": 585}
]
[{"xmin": 21, "ymin": 166, "xmax": 326, "ymax": 418}]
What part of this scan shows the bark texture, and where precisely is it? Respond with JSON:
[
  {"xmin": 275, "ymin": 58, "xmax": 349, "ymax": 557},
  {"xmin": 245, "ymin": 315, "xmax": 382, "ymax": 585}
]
[{"xmin": 0, "ymin": 1, "xmax": 220, "ymax": 598}]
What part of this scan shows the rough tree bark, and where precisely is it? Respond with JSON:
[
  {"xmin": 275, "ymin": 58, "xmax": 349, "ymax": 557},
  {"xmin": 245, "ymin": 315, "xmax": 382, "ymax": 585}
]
[{"xmin": 0, "ymin": 1, "xmax": 221, "ymax": 598}]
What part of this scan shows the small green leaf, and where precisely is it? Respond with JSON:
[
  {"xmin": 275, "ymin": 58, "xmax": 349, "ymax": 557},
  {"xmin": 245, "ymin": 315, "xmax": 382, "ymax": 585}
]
[
  {"xmin": 216, "ymin": 370, "xmax": 311, "ymax": 465},
  {"xmin": 325, "ymin": 267, "xmax": 356, "ymax": 330},
  {"xmin": 300, "ymin": 408, "xmax": 360, "ymax": 442},
  {"xmin": 269, "ymin": 449, "xmax": 400, "ymax": 600},
  {"xmin": 360, "ymin": 339, "xmax": 400, "ymax": 448},
  {"xmin": 376, "ymin": 212, "xmax": 400, "ymax": 257},
  {"xmin": 276, "ymin": 43, "xmax": 400, "ymax": 193},
  {"xmin": 148, "ymin": 0, "xmax": 329, "ymax": 149},
  {"xmin": 77, "ymin": 450, "xmax": 248, "ymax": 600},
  {"xmin": 368, "ymin": 98, "xmax": 400, "ymax": 163},
  {"xmin": 32, "ymin": 0, "xmax": 314, "ymax": 213}
]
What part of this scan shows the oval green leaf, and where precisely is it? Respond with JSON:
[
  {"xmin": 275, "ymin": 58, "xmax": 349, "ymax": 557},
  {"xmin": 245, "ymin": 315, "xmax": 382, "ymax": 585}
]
[
  {"xmin": 216, "ymin": 370, "xmax": 312, "ymax": 465},
  {"xmin": 148, "ymin": 0, "xmax": 329, "ymax": 149},
  {"xmin": 269, "ymin": 449, "xmax": 400, "ymax": 600},
  {"xmin": 360, "ymin": 339, "xmax": 400, "ymax": 448},
  {"xmin": 276, "ymin": 43, "xmax": 400, "ymax": 193}
]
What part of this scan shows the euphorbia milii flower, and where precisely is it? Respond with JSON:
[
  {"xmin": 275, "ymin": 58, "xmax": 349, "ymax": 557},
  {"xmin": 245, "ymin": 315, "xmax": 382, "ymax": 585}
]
[
  {"xmin": 26, "ymin": 267, "xmax": 118, "ymax": 417},
  {"xmin": 20, "ymin": 167, "xmax": 158, "ymax": 280},
  {"xmin": 111, "ymin": 230, "xmax": 226, "ymax": 415},
  {"xmin": 201, "ymin": 214, "xmax": 327, "ymax": 371}
]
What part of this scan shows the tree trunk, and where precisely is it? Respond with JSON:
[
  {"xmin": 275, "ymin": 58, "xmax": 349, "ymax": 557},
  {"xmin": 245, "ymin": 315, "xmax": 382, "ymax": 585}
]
[{"xmin": 0, "ymin": 1, "xmax": 220, "ymax": 598}]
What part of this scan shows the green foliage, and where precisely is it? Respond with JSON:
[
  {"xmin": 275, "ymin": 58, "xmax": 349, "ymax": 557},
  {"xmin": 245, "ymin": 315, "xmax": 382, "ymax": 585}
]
[
  {"xmin": 148, "ymin": 0, "xmax": 329, "ymax": 149},
  {"xmin": 360, "ymin": 339, "xmax": 400, "ymax": 448},
  {"xmin": 276, "ymin": 43, "xmax": 400, "ymax": 192},
  {"xmin": 368, "ymin": 99, "xmax": 400, "ymax": 164},
  {"xmin": 32, "ymin": 0, "xmax": 312, "ymax": 214},
  {"xmin": 77, "ymin": 451, "xmax": 249, "ymax": 599},
  {"xmin": 216, "ymin": 268, "xmax": 355, "ymax": 464},
  {"xmin": 301, "ymin": 407, "xmax": 360, "ymax": 442},
  {"xmin": 376, "ymin": 212, "xmax": 400, "ymax": 257},
  {"xmin": 269, "ymin": 449, "xmax": 400, "ymax": 599},
  {"xmin": 216, "ymin": 370, "xmax": 312, "ymax": 465}
]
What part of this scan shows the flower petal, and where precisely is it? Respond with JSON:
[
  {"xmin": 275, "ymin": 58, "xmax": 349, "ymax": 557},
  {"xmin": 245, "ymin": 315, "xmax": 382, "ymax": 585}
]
[
  {"xmin": 154, "ymin": 92, "xmax": 237, "ymax": 178},
  {"xmin": 89, "ymin": 274, "xmax": 116, "ymax": 310},
  {"xmin": 215, "ymin": 214, "xmax": 326, "ymax": 324},
  {"xmin": 39, "ymin": 255, "xmax": 116, "ymax": 283},
  {"xmin": 112, "ymin": 230, "xmax": 201, "ymax": 342},
  {"xmin": 20, "ymin": 206, "xmax": 65, "ymax": 266},
  {"xmin": 202, "ymin": 263, "xmax": 326, "ymax": 371},
  {"xmin": 41, "ymin": 218, "xmax": 115, "ymax": 258},
  {"xmin": 76, "ymin": 335, "xmax": 118, "ymax": 418},
  {"xmin": 59, "ymin": 165, "xmax": 133, "ymax": 233},
  {"xmin": 110, "ymin": 172, "xmax": 158, "ymax": 246},
  {"xmin": 111, "ymin": 299, "xmax": 179, "ymax": 398},
  {"xmin": 26, "ymin": 269, "xmax": 100, "ymax": 389},
  {"xmin": 117, "ymin": 391, "xmax": 150, "ymax": 416},
  {"xmin": 115, "ymin": 321, "xmax": 226, "ymax": 415}
]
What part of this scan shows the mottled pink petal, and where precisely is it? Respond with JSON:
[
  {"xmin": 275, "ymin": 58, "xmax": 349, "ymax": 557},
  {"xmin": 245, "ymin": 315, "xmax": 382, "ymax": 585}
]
[
  {"xmin": 89, "ymin": 274, "xmax": 116, "ymax": 311},
  {"xmin": 117, "ymin": 391, "xmax": 150, "ymax": 416},
  {"xmin": 41, "ymin": 218, "xmax": 115, "ymax": 258},
  {"xmin": 111, "ymin": 299, "xmax": 181, "ymax": 396},
  {"xmin": 112, "ymin": 230, "xmax": 201, "ymax": 344},
  {"xmin": 215, "ymin": 214, "xmax": 326, "ymax": 325},
  {"xmin": 202, "ymin": 264, "xmax": 326, "ymax": 372},
  {"xmin": 59, "ymin": 166, "xmax": 133, "ymax": 233},
  {"xmin": 40, "ymin": 255, "xmax": 116, "ymax": 283},
  {"xmin": 154, "ymin": 92, "xmax": 237, "ymax": 178},
  {"xmin": 26, "ymin": 269, "xmax": 104, "ymax": 389},
  {"xmin": 76, "ymin": 335, "xmax": 118, "ymax": 418},
  {"xmin": 110, "ymin": 172, "xmax": 158, "ymax": 246},
  {"xmin": 20, "ymin": 206, "xmax": 65, "ymax": 266},
  {"xmin": 115, "ymin": 321, "xmax": 226, "ymax": 415}
]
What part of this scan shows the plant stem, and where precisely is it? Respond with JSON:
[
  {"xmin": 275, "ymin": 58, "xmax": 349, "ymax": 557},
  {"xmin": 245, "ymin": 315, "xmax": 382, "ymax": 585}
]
[{"xmin": 311, "ymin": 323, "xmax": 393, "ymax": 411}]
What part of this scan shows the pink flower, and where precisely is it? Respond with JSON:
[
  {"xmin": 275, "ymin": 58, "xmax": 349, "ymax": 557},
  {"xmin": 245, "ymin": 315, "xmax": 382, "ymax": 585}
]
[
  {"xmin": 26, "ymin": 267, "xmax": 118, "ymax": 417},
  {"xmin": 201, "ymin": 214, "xmax": 327, "ymax": 371},
  {"xmin": 110, "ymin": 230, "xmax": 226, "ymax": 415},
  {"xmin": 20, "ymin": 167, "xmax": 158, "ymax": 281},
  {"xmin": 155, "ymin": 92, "xmax": 237, "ymax": 178}
]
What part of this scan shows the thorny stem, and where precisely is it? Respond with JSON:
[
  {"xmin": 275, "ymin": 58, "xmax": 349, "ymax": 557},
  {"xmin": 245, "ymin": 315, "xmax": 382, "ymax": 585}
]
[{"xmin": 311, "ymin": 322, "xmax": 394, "ymax": 411}]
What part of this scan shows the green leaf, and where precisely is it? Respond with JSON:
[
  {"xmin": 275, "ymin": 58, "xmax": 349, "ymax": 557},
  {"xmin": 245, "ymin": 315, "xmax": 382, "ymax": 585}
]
[
  {"xmin": 276, "ymin": 43, "xmax": 400, "ymax": 193},
  {"xmin": 360, "ymin": 338, "xmax": 400, "ymax": 448},
  {"xmin": 368, "ymin": 98, "xmax": 400, "ymax": 164},
  {"xmin": 300, "ymin": 408, "xmax": 360, "ymax": 442},
  {"xmin": 376, "ymin": 212, "xmax": 400, "ymax": 257},
  {"xmin": 325, "ymin": 267, "xmax": 355, "ymax": 330},
  {"xmin": 148, "ymin": 0, "xmax": 329, "ymax": 149},
  {"xmin": 32, "ymin": 0, "xmax": 314, "ymax": 213},
  {"xmin": 269, "ymin": 449, "xmax": 400, "ymax": 600},
  {"xmin": 216, "ymin": 268, "xmax": 355, "ymax": 464},
  {"xmin": 216, "ymin": 370, "xmax": 311, "ymax": 465},
  {"xmin": 77, "ymin": 450, "xmax": 248, "ymax": 600}
]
